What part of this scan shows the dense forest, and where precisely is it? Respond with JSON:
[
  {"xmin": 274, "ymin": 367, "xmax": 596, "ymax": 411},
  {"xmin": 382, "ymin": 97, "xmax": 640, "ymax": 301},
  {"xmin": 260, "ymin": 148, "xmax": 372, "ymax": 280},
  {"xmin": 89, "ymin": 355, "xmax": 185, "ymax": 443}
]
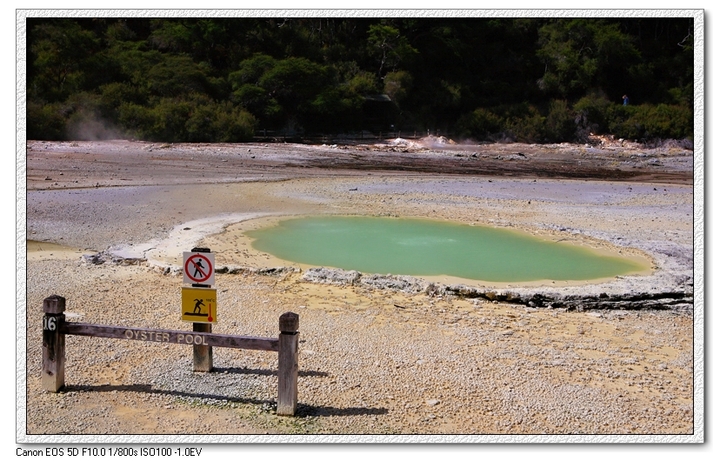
[{"xmin": 25, "ymin": 17, "xmax": 695, "ymax": 144}]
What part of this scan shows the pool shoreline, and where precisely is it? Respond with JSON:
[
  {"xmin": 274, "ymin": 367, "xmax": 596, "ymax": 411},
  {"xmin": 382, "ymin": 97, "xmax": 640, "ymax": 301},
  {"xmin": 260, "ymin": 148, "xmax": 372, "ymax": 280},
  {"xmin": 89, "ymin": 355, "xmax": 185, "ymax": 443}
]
[{"xmin": 98, "ymin": 201, "xmax": 690, "ymax": 311}]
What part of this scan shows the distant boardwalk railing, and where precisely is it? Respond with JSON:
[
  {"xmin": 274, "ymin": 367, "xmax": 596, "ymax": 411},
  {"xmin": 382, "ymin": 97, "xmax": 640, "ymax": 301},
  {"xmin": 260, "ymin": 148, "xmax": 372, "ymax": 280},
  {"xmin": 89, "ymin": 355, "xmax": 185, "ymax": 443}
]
[{"xmin": 41, "ymin": 295, "xmax": 299, "ymax": 416}]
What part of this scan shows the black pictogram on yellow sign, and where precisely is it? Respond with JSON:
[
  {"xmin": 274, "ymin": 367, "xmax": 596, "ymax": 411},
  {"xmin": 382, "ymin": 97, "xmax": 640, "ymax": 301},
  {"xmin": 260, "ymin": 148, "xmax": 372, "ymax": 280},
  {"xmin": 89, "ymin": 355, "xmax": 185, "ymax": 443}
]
[{"xmin": 181, "ymin": 287, "xmax": 217, "ymax": 323}]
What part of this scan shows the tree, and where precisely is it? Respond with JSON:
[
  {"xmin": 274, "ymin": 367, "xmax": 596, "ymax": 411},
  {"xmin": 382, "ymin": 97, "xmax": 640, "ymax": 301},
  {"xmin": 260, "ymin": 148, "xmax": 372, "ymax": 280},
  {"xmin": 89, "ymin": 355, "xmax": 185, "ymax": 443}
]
[
  {"xmin": 366, "ymin": 23, "xmax": 417, "ymax": 77},
  {"xmin": 536, "ymin": 19, "xmax": 641, "ymax": 101},
  {"xmin": 28, "ymin": 19, "xmax": 103, "ymax": 102},
  {"xmin": 229, "ymin": 56, "xmax": 335, "ymax": 132},
  {"xmin": 145, "ymin": 55, "xmax": 212, "ymax": 98}
]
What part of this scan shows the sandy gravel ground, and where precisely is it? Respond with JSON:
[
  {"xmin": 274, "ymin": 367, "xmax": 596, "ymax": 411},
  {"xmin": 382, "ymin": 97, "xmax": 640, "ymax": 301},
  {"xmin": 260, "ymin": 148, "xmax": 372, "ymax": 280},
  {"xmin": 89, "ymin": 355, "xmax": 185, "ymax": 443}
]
[{"xmin": 22, "ymin": 139, "xmax": 697, "ymax": 441}]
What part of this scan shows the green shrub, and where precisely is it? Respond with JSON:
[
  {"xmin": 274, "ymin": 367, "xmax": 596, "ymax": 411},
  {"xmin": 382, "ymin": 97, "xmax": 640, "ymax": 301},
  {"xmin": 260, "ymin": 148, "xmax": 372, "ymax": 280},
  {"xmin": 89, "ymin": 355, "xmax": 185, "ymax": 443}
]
[
  {"xmin": 573, "ymin": 93, "xmax": 612, "ymax": 135},
  {"xmin": 640, "ymin": 104, "xmax": 693, "ymax": 140},
  {"xmin": 185, "ymin": 98, "xmax": 256, "ymax": 143},
  {"xmin": 146, "ymin": 98, "xmax": 193, "ymax": 141},
  {"xmin": 544, "ymin": 99, "xmax": 575, "ymax": 142},
  {"xmin": 507, "ymin": 105, "xmax": 545, "ymax": 143},
  {"xmin": 99, "ymin": 82, "xmax": 147, "ymax": 116},
  {"xmin": 607, "ymin": 103, "xmax": 692, "ymax": 141},
  {"xmin": 211, "ymin": 103, "xmax": 257, "ymax": 142},
  {"xmin": 26, "ymin": 101, "xmax": 66, "ymax": 140},
  {"xmin": 456, "ymin": 108, "xmax": 504, "ymax": 140},
  {"xmin": 115, "ymin": 95, "xmax": 257, "ymax": 143},
  {"xmin": 118, "ymin": 102, "xmax": 157, "ymax": 140}
]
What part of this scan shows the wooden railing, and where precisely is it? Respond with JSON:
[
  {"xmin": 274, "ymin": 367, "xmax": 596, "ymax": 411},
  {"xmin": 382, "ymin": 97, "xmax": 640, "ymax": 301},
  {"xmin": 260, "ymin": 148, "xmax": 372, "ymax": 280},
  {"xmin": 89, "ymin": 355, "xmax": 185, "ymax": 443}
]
[{"xmin": 41, "ymin": 295, "xmax": 299, "ymax": 416}]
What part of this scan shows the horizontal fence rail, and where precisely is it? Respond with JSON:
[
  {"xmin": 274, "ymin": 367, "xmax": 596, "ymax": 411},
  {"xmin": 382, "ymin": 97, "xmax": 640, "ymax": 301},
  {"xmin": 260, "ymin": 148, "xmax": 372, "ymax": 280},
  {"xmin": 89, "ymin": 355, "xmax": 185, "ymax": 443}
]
[{"xmin": 61, "ymin": 323, "xmax": 280, "ymax": 352}]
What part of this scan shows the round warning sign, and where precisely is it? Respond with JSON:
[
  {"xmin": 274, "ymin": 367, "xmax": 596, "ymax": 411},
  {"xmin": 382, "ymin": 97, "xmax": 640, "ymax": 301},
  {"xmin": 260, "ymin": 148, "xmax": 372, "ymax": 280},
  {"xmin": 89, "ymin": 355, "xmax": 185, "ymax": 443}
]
[{"xmin": 183, "ymin": 252, "xmax": 215, "ymax": 285}]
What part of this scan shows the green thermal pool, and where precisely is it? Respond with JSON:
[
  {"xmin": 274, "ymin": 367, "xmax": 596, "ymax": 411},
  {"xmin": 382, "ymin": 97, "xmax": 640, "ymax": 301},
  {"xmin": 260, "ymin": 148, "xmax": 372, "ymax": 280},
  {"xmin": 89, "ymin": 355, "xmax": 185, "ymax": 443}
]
[{"xmin": 245, "ymin": 216, "xmax": 647, "ymax": 282}]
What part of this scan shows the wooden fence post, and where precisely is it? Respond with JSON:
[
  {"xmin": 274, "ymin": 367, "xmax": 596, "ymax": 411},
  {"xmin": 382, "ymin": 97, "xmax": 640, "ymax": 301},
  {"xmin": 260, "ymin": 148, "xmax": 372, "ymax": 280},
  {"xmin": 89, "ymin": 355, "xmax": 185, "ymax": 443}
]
[
  {"xmin": 193, "ymin": 322, "xmax": 213, "ymax": 372},
  {"xmin": 277, "ymin": 312, "xmax": 299, "ymax": 416},
  {"xmin": 42, "ymin": 295, "xmax": 66, "ymax": 392}
]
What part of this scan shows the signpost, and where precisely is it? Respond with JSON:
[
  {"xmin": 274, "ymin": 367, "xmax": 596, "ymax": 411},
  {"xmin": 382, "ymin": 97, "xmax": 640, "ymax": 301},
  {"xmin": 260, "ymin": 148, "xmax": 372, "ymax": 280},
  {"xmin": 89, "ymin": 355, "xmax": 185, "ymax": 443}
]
[{"xmin": 183, "ymin": 247, "xmax": 216, "ymax": 371}]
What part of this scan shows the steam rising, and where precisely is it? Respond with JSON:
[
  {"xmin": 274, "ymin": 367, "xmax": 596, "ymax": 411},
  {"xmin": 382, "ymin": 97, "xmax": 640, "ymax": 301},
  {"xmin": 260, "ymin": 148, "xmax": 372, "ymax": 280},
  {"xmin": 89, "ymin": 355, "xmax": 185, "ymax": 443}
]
[{"xmin": 66, "ymin": 115, "xmax": 125, "ymax": 141}]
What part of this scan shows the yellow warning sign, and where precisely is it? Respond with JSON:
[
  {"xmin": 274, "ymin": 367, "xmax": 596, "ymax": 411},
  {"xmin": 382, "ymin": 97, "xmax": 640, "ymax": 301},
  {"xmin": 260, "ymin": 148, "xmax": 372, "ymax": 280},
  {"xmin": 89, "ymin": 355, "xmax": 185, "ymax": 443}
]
[{"xmin": 181, "ymin": 287, "xmax": 217, "ymax": 323}]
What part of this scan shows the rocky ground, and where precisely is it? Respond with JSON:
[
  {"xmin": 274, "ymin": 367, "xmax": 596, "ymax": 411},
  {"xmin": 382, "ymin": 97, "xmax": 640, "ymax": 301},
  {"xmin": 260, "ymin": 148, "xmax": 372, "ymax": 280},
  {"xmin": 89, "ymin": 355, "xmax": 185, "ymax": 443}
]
[{"xmin": 22, "ymin": 138, "xmax": 697, "ymax": 441}]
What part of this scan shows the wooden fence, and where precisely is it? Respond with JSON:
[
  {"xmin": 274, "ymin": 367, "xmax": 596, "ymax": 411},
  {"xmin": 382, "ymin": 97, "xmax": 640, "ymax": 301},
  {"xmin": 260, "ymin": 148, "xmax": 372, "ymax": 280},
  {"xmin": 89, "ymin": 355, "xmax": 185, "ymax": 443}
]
[{"xmin": 41, "ymin": 295, "xmax": 299, "ymax": 416}]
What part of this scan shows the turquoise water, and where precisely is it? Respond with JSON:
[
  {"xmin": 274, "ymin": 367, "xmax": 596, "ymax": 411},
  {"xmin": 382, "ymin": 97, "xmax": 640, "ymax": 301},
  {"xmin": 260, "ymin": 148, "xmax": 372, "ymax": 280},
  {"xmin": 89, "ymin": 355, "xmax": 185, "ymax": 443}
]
[{"xmin": 246, "ymin": 216, "xmax": 646, "ymax": 282}]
